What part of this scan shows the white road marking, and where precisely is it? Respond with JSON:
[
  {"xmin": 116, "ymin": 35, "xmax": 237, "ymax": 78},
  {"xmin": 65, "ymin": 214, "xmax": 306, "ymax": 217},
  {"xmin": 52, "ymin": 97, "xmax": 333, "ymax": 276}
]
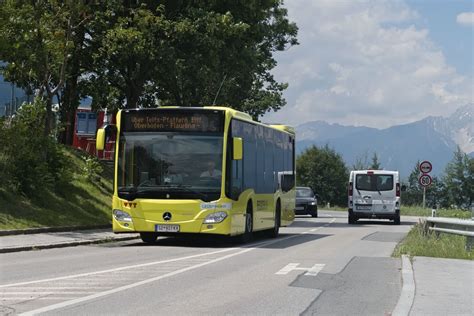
[
  {"xmin": 13, "ymin": 217, "xmax": 337, "ymax": 316},
  {"xmin": 304, "ymin": 264, "xmax": 325, "ymax": 276},
  {"xmin": 1, "ymin": 292, "xmax": 97, "ymax": 295},
  {"xmin": 0, "ymin": 297, "xmax": 83, "ymax": 300},
  {"xmin": 275, "ymin": 263, "xmax": 325, "ymax": 276},
  {"xmin": 0, "ymin": 248, "xmax": 238, "ymax": 288},
  {"xmin": 1, "ymin": 287, "xmax": 110, "ymax": 290},
  {"xmin": 276, "ymin": 263, "xmax": 300, "ymax": 275}
]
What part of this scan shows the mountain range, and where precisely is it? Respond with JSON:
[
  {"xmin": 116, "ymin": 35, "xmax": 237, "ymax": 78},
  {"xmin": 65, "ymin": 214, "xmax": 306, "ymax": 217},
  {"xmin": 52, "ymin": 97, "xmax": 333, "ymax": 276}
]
[{"xmin": 295, "ymin": 104, "xmax": 473, "ymax": 178}]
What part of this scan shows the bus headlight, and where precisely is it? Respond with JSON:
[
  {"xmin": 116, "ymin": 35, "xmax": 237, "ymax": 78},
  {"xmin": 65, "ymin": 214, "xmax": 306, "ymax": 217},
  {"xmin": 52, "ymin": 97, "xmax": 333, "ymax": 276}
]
[
  {"xmin": 113, "ymin": 209, "xmax": 132, "ymax": 222},
  {"xmin": 203, "ymin": 211, "xmax": 228, "ymax": 224}
]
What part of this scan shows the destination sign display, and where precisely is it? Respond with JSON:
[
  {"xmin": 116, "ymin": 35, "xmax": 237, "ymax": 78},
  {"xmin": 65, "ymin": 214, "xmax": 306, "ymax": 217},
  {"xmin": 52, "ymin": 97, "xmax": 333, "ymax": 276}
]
[{"xmin": 122, "ymin": 109, "xmax": 224, "ymax": 133}]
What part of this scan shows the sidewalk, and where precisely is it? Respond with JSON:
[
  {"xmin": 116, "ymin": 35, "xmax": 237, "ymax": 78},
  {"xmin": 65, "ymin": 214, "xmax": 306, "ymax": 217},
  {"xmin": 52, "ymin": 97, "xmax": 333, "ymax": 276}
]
[
  {"xmin": 0, "ymin": 228, "xmax": 139, "ymax": 253},
  {"xmin": 410, "ymin": 256, "xmax": 474, "ymax": 316}
]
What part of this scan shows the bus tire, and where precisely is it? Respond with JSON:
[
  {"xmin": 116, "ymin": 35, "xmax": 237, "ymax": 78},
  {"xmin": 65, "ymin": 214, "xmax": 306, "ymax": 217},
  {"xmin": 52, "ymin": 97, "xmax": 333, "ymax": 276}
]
[
  {"xmin": 140, "ymin": 232, "xmax": 158, "ymax": 243},
  {"xmin": 268, "ymin": 200, "xmax": 281, "ymax": 238},
  {"xmin": 239, "ymin": 201, "xmax": 254, "ymax": 243}
]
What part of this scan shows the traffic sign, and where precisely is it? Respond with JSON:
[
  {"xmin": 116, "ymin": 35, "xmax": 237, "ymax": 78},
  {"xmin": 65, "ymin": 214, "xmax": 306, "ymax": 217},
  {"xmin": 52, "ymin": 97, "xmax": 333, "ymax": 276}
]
[
  {"xmin": 419, "ymin": 174, "xmax": 432, "ymax": 187},
  {"xmin": 419, "ymin": 160, "xmax": 432, "ymax": 174}
]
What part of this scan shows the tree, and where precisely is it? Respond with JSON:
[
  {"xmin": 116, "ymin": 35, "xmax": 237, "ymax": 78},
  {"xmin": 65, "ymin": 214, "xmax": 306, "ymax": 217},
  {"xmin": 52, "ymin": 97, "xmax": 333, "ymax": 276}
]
[
  {"xmin": 444, "ymin": 147, "xmax": 473, "ymax": 209},
  {"xmin": 296, "ymin": 145, "xmax": 349, "ymax": 206},
  {"xmin": 352, "ymin": 150, "xmax": 369, "ymax": 170},
  {"xmin": 369, "ymin": 152, "xmax": 381, "ymax": 170},
  {"xmin": 88, "ymin": 1, "xmax": 298, "ymax": 116},
  {"xmin": 0, "ymin": 1, "xmax": 92, "ymax": 136}
]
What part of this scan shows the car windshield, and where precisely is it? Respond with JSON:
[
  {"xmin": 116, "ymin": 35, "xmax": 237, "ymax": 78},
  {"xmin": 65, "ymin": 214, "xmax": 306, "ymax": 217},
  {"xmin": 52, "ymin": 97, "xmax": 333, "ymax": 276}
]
[
  {"xmin": 296, "ymin": 188, "xmax": 314, "ymax": 197},
  {"xmin": 355, "ymin": 174, "xmax": 394, "ymax": 191},
  {"xmin": 117, "ymin": 132, "xmax": 223, "ymax": 201}
]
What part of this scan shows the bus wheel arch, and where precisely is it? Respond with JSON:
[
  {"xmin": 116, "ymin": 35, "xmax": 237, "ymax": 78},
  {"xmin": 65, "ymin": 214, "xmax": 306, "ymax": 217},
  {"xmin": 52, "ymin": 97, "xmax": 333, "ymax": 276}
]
[{"xmin": 237, "ymin": 199, "xmax": 254, "ymax": 243}]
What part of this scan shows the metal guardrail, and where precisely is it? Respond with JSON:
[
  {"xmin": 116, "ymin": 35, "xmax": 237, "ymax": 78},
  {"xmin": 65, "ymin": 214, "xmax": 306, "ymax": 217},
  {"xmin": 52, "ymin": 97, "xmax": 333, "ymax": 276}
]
[{"xmin": 426, "ymin": 216, "xmax": 474, "ymax": 250}]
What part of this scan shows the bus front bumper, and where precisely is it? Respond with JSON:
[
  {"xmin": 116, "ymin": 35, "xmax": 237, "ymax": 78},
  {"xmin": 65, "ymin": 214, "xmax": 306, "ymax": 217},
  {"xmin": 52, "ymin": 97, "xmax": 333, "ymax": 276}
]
[{"xmin": 113, "ymin": 216, "xmax": 233, "ymax": 236}]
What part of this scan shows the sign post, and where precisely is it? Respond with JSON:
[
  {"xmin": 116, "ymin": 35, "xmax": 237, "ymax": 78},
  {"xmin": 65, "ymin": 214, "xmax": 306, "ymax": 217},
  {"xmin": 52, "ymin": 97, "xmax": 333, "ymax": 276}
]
[{"xmin": 418, "ymin": 161, "xmax": 433, "ymax": 209}]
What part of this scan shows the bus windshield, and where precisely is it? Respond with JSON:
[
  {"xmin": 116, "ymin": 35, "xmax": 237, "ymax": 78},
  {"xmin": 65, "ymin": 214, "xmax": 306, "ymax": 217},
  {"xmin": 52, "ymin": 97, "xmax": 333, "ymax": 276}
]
[{"xmin": 117, "ymin": 132, "xmax": 223, "ymax": 201}]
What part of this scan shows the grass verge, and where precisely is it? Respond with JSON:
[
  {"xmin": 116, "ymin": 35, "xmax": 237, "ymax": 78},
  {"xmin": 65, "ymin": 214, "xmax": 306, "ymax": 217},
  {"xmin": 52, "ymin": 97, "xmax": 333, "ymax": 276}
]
[
  {"xmin": 393, "ymin": 221, "xmax": 473, "ymax": 260},
  {"xmin": 323, "ymin": 205, "xmax": 471, "ymax": 219},
  {"xmin": 0, "ymin": 149, "xmax": 112, "ymax": 230},
  {"xmin": 401, "ymin": 205, "xmax": 471, "ymax": 218}
]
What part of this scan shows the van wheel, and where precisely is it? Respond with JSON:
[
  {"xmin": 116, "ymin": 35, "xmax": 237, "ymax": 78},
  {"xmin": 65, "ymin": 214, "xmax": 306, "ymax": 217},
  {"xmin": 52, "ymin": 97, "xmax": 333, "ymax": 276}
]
[
  {"xmin": 268, "ymin": 201, "xmax": 281, "ymax": 238},
  {"xmin": 311, "ymin": 206, "xmax": 318, "ymax": 218},
  {"xmin": 394, "ymin": 215, "xmax": 400, "ymax": 225},
  {"xmin": 348, "ymin": 212, "xmax": 356, "ymax": 224},
  {"xmin": 140, "ymin": 232, "xmax": 158, "ymax": 243},
  {"xmin": 238, "ymin": 202, "xmax": 253, "ymax": 243}
]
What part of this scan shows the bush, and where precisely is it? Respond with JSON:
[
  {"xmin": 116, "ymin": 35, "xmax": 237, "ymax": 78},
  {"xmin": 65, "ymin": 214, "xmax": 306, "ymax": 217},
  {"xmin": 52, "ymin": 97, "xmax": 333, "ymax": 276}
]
[
  {"xmin": 83, "ymin": 155, "xmax": 103, "ymax": 182},
  {"xmin": 296, "ymin": 145, "xmax": 349, "ymax": 206},
  {"xmin": 0, "ymin": 99, "xmax": 71, "ymax": 196}
]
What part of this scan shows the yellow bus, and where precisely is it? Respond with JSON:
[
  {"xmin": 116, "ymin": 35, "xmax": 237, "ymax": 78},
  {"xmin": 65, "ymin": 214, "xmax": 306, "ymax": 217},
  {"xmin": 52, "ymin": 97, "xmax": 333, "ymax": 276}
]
[{"xmin": 96, "ymin": 106, "xmax": 295, "ymax": 243}]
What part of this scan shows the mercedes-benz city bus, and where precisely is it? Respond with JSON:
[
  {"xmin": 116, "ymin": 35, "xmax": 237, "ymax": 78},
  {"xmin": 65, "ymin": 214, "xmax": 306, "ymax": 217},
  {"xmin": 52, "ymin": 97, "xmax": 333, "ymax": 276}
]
[{"xmin": 96, "ymin": 107, "xmax": 295, "ymax": 243}]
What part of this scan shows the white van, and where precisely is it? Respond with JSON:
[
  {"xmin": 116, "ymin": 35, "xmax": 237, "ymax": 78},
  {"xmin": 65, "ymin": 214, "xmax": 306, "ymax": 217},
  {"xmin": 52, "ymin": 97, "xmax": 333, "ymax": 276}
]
[{"xmin": 348, "ymin": 170, "xmax": 403, "ymax": 225}]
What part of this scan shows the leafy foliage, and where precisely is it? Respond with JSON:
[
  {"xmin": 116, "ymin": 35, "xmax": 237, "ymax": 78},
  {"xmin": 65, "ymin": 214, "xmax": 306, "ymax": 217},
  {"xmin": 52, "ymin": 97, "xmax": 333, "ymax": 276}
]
[
  {"xmin": 403, "ymin": 151, "xmax": 473, "ymax": 210},
  {"xmin": 0, "ymin": 99, "xmax": 71, "ymax": 195},
  {"xmin": 0, "ymin": 0, "xmax": 93, "ymax": 135},
  {"xmin": 296, "ymin": 145, "xmax": 349, "ymax": 206},
  {"xmin": 443, "ymin": 147, "xmax": 473, "ymax": 209},
  {"xmin": 1, "ymin": 1, "xmax": 298, "ymax": 138}
]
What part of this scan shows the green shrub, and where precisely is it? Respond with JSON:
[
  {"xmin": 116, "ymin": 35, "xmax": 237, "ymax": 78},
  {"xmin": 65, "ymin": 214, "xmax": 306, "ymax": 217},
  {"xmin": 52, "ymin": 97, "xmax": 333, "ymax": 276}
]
[
  {"xmin": 82, "ymin": 155, "xmax": 103, "ymax": 182},
  {"xmin": 0, "ymin": 99, "xmax": 72, "ymax": 196}
]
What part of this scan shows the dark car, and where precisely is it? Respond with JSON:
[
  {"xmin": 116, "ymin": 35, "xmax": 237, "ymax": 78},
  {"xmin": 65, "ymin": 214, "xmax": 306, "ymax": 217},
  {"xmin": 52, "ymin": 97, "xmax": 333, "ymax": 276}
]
[{"xmin": 295, "ymin": 187, "xmax": 318, "ymax": 217}]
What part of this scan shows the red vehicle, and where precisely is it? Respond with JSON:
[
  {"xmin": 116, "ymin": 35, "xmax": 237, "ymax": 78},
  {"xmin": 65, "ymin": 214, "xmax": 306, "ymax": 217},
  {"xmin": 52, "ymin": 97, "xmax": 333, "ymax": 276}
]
[{"xmin": 72, "ymin": 106, "xmax": 115, "ymax": 160}]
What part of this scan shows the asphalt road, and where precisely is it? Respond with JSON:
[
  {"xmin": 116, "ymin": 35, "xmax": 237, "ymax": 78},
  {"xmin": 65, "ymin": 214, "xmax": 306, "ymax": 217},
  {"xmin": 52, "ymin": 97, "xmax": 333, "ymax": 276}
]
[{"xmin": 0, "ymin": 211, "xmax": 416, "ymax": 315}]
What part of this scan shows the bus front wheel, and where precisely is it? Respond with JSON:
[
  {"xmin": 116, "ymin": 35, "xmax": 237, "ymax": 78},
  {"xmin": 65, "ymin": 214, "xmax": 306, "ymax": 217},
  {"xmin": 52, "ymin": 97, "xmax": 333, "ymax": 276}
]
[{"xmin": 140, "ymin": 232, "xmax": 159, "ymax": 243}]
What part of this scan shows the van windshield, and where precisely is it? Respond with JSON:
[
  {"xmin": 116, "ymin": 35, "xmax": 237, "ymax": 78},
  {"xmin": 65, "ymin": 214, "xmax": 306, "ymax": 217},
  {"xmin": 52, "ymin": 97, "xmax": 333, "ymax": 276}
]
[{"xmin": 355, "ymin": 174, "xmax": 394, "ymax": 191}]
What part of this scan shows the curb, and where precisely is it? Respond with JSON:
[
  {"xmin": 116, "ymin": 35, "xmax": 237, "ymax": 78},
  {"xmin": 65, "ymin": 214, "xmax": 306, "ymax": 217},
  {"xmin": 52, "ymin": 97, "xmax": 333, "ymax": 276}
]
[
  {"xmin": 0, "ymin": 235, "xmax": 139, "ymax": 254},
  {"xmin": 0, "ymin": 225, "xmax": 111, "ymax": 236},
  {"xmin": 392, "ymin": 255, "xmax": 415, "ymax": 316}
]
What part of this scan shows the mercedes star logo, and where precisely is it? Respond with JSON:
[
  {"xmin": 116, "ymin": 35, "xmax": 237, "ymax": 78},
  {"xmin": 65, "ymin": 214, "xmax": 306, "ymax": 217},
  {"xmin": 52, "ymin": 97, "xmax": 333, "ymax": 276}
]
[{"xmin": 163, "ymin": 212, "xmax": 172, "ymax": 221}]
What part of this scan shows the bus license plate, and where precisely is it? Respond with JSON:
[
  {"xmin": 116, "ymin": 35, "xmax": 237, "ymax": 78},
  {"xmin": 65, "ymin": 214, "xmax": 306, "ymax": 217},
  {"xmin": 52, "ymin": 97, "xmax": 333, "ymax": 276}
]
[
  {"xmin": 356, "ymin": 205, "xmax": 372, "ymax": 211},
  {"xmin": 155, "ymin": 224, "xmax": 180, "ymax": 232}
]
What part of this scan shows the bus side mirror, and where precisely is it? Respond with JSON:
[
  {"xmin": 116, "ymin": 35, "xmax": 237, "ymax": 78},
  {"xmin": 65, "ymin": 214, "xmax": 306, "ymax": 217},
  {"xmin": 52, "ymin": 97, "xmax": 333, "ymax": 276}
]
[
  {"xmin": 96, "ymin": 128, "xmax": 106, "ymax": 150},
  {"xmin": 233, "ymin": 137, "xmax": 243, "ymax": 160}
]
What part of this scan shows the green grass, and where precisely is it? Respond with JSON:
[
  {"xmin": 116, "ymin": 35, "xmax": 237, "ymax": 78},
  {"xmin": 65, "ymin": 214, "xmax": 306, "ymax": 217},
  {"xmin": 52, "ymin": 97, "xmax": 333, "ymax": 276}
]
[
  {"xmin": 393, "ymin": 221, "xmax": 473, "ymax": 260},
  {"xmin": 0, "ymin": 149, "xmax": 112, "ymax": 230},
  {"xmin": 323, "ymin": 204, "xmax": 471, "ymax": 219},
  {"xmin": 401, "ymin": 205, "xmax": 471, "ymax": 218}
]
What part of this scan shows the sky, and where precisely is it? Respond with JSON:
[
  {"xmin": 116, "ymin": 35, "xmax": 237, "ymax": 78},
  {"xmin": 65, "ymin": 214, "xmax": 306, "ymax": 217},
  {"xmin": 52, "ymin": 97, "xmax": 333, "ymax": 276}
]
[{"xmin": 263, "ymin": 0, "xmax": 474, "ymax": 129}]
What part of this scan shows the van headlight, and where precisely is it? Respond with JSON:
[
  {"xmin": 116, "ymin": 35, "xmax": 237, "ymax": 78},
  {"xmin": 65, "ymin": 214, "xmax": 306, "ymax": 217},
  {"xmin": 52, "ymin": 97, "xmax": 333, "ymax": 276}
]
[
  {"xmin": 203, "ymin": 211, "xmax": 228, "ymax": 224},
  {"xmin": 113, "ymin": 209, "xmax": 132, "ymax": 222},
  {"xmin": 310, "ymin": 201, "xmax": 316, "ymax": 205}
]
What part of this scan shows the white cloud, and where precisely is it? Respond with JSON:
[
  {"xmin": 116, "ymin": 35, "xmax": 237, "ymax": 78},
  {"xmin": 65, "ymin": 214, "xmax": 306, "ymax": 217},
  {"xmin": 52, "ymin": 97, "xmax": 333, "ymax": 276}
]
[
  {"xmin": 456, "ymin": 12, "xmax": 474, "ymax": 26},
  {"xmin": 264, "ymin": 0, "xmax": 472, "ymax": 128}
]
